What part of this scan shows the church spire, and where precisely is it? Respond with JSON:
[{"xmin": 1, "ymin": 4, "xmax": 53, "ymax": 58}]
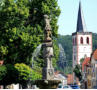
[{"xmin": 76, "ymin": 2, "xmax": 87, "ymax": 32}]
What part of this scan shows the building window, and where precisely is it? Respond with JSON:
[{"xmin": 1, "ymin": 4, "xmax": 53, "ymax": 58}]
[
  {"xmin": 80, "ymin": 37, "xmax": 83, "ymax": 44},
  {"xmin": 86, "ymin": 37, "xmax": 89, "ymax": 44}
]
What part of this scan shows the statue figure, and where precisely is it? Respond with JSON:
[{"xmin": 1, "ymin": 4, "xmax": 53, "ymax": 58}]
[
  {"xmin": 44, "ymin": 15, "xmax": 51, "ymax": 30},
  {"xmin": 43, "ymin": 47, "xmax": 54, "ymax": 58},
  {"xmin": 44, "ymin": 15, "xmax": 52, "ymax": 41}
]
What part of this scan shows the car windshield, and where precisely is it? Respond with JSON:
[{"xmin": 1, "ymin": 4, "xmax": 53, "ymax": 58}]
[
  {"xmin": 71, "ymin": 85, "xmax": 80, "ymax": 89},
  {"xmin": 63, "ymin": 86, "xmax": 68, "ymax": 88},
  {"xmin": 58, "ymin": 85, "xmax": 62, "ymax": 88}
]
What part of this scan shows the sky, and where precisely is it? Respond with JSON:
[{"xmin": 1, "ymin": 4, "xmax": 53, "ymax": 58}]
[{"xmin": 58, "ymin": 0, "xmax": 97, "ymax": 35}]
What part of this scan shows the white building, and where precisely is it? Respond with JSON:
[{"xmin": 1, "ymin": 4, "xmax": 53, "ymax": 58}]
[{"xmin": 72, "ymin": 2, "xmax": 92, "ymax": 83}]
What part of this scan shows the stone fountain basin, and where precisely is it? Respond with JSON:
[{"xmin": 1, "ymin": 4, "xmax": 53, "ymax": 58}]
[{"xmin": 34, "ymin": 80, "xmax": 61, "ymax": 89}]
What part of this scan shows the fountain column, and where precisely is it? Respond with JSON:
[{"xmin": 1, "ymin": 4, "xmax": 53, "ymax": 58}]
[
  {"xmin": 42, "ymin": 15, "xmax": 54, "ymax": 80},
  {"xmin": 35, "ymin": 15, "xmax": 61, "ymax": 89}
]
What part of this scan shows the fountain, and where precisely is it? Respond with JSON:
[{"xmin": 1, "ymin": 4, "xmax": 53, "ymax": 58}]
[
  {"xmin": 31, "ymin": 44, "xmax": 42, "ymax": 67},
  {"xmin": 34, "ymin": 15, "xmax": 61, "ymax": 89}
]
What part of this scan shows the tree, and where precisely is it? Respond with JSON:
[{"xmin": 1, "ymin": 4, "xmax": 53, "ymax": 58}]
[
  {"xmin": 0, "ymin": 65, "xmax": 7, "ymax": 81},
  {"xmin": 80, "ymin": 58, "xmax": 84, "ymax": 70},
  {"xmin": 15, "ymin": 63, "xmax": 42, "ymax": 88},
  {"xmin": 0, "ymin": 0, "xmax": 60, "ymax": 65},
  {"xmin": 58, "ymin": 35, "xmax": 72, "ymax": 65},
  {"xmin": 52, "ymin": 40, "xmax": 60, "ymax": 68},
  {"xmin": 29, "ymin": 0, "xmax": 61, "ymax": 37},
  {"xmin": 73, "ymin": 64, "xmax": 82, "ymax": 81},
  {"xmin": 92, "ymin": 33, "xmax": 97, "ymax": 50},
  {"xmin": 0, "ymin": 0, "xmax": 60, "ymax": 86},
  {"xmin": 0, "ymin": 0, "xmax": 34, "ymax": 64},
  {"xmin": 0, "ymin": 64, "xmax": 19, "ymax": 86}
]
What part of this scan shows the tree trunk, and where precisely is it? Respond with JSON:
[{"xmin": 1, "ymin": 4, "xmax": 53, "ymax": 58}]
[
  {"xmin": 3, "ymin": 85, "xmax": 7, "ymax": 89},
  {"xmin": 22, "ymin": 84, "xmax": 28, "ymax": 89}
]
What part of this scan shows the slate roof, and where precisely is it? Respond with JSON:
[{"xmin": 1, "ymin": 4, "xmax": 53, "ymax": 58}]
[{"xmin": 76, "ymin": 2, "xmax": 87, "ymax": 32}]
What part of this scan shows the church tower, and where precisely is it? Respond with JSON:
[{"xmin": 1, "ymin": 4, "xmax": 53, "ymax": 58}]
[{"xmin": 72, "ymin": 2, "xmax": 92, "ymax": 70}]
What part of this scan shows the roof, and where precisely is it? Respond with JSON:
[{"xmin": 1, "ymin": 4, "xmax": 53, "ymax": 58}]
[
  {"xmin": 76, "ymin": 2, "xmax": 87, "ymax": 32},
  {"xmin": 54, "ymin": 74, "xmax": 67, "ymax": 80},
  {"xmin": 82, "ymin": 57, "xmax": 90, "ymax": 71},
  {"xmin": 67, "ymin": 74, "xmax": 73, "ymax": 85},
  {"xmin": 54, "ymin": 71, "xmax": 67, "ymax": 81},
  {"xmin": 92, "ymin": 49, "xmax": 97, "ymax": 60}
]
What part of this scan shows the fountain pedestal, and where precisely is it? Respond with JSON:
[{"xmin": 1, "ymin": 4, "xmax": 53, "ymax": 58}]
[
  {"xmin": 35, "ymin": 15, "xmax": 61, "ymax": 89},
  {"xmin": 42, "ymin": 42, "xmax": 54, "ymax": 80},
  {"xmin": 35, "ymin": 80, "xmax": 61, "ymax": 89}
]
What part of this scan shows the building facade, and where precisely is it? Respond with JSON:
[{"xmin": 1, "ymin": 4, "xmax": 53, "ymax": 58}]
[
  {"xmin": 72, "ymin": 2, "xmax": 92, "ymax": 83},
  {"xmin": 82, "ymin": 57, "xmax": 92, "ymax": 89},
  {"xmin": 91, "ymin": 49, "xmax": 97, "ymax": 88}
]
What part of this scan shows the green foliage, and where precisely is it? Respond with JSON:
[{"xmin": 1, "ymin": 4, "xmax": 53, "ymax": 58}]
[
  {"xmin": 0, "ymin": 0, "xmax": 60, "ymax": 66},
  {"xmin": 15, "ymin": 63, "xmax": 41, "ymax": 85},
  {"xmin": 0, "ymin": 0, "xmax": 34, "ymax": 64},
  {"xmin": 56, "ymin": 66, "xmax": 72, "ymax": 75},
  {"xmin": 0, "ymin": 0, "xmax": 60, "ymax": 85},
  {"xmin": 31, "ymin": 69, "xmax": 42, "ymax": 80},
  {"xmin": 0, "ymin": 65, "xmax": 7, "ymax": 81},
  {"xmin": 32, "ymin": 39, "xmax": 60, "ymax": 75},
  {"xmin": 52, "ymin": 40, "xmax": 60, "ymax": 67},
  {"xmin": 0, "ymin": 64, "xmax": 19, "ymax": 85},
  {"xmin": 29, "ymin": 0, "xmax": 61, "ymax": 37},
  {"xmin": 58, "ymin": 34, "xmax": 72, "ymax": 65},
  {"xmin": 0, "ymin": 46, "xmax": 8, "ymax": 59},
  {"xmin": 92, "ymin": 33, "xmax": 97, "ymax": 50},
  {"xmin": 0, "ymin": 0, "xmax": 5, "ymax": 10},
  {"xmin": 57, "ymin": 34, "xmax": 72, "ymax": 74},
  {"xmin": 80, "ymin": 58, "xmax": 84, "ymax": 66},
  {"xmin": 73, "ymin": 64, "xmax": 82, "ymax": 81},
  {"xmin": 15, "ymin": 63, "xmax": 32, "ymax": 84}
]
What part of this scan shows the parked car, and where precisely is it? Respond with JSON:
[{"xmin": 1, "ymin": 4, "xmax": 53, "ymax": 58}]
[
  {"xmin": 93, "ymin": 86, "xmax": 97, "ymax": 89},
  {"xmin": 70, "ymin": 85, "xmax": 80, "ymax": 89},
  {"xmin": 57, "ymin": 84, "xmax": 63, "ymax": 89},
  {"xmin": 57, "ymin": 84, "xmax": 72, "ymax": 89},
  {"xmin": 63, "ymin": 85, "xmax": 72, "ymax": 89}
]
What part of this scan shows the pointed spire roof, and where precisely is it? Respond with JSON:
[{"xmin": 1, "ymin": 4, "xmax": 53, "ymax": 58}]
[{"xmin": 76, "ymin": 2, "xmax": 87, "ymax": 32}]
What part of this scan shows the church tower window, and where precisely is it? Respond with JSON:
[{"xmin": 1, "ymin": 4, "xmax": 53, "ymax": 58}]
[
  {"xmin": 86, "ymin": 37, "xmax": 89, "ymax": 44},
  {"xmin": 80, "ymin": 37, "xmax": 83, "ymax": 44}
]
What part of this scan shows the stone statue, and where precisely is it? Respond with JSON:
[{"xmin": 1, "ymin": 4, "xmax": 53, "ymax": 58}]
[
  {"xmin": 43, "ymin": 47, "xmax": 54, "ymax": 58},
  {"xmin": 44, "ymin": 15, "xmax": 52, "ymax": 41},
  {"xmin": 44, "ymin": 15, "xmax": 51, "ymax": 31},
  {"xmin": 42, "ymin": 15, "xmax": 54, "ymax": 80}
]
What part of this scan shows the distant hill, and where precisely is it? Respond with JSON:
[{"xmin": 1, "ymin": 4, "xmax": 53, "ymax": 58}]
[
  {"xmin": 57, "ymin": 34, "xmax": 72, "ymax": 65},
  {"xmin": 92, "ymin": 33, "xmax": 97, "ymax": 50}
]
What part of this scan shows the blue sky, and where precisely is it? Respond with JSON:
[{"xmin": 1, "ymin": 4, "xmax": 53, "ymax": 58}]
[{"xmin": 58, "ymin": 0, "xmax": 97, "ymax": 35}]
